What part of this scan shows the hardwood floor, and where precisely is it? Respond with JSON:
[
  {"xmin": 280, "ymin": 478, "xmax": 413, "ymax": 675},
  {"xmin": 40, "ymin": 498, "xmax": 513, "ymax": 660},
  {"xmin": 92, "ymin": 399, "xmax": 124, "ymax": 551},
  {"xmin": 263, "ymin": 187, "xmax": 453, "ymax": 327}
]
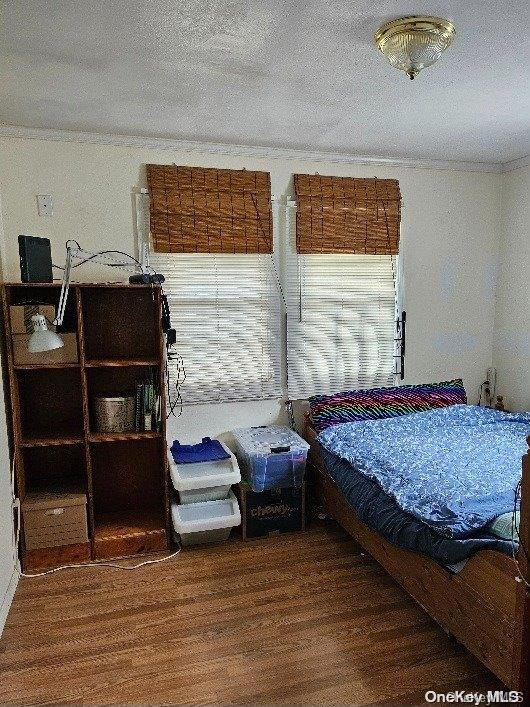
[{"xmin": 0, "ymin": 523, "xmax": 502, "ymax": 705}]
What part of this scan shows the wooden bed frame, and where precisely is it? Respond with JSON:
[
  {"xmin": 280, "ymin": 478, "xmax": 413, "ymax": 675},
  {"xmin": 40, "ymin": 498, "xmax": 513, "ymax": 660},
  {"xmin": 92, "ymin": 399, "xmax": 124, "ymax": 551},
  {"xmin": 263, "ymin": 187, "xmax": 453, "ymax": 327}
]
[{"xmin": 304, "ymin": 412, "xmax": 530, "ymax": 692}]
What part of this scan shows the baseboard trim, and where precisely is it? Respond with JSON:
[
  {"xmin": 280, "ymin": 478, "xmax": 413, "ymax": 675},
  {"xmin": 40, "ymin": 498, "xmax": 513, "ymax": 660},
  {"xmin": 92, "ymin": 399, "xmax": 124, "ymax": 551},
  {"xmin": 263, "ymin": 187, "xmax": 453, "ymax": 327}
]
[{"xmin": 0, "ymin": 566, "xmax": 19, "ymax": 637}]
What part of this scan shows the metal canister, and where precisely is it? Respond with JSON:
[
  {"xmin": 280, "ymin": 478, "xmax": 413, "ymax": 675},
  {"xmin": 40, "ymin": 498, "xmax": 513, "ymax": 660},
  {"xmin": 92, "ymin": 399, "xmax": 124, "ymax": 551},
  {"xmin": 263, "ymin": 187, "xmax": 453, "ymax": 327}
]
[{"xmin": 93, "ymin": 395, "xmax": 135, "ymax": 433}]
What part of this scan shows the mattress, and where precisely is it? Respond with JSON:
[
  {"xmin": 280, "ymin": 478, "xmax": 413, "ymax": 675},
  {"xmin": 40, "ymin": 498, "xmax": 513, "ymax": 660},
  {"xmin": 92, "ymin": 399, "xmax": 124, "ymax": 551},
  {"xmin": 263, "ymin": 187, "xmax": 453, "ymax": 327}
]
[
  {"xmin": 318, "ymin": 444, "xmax": 514, "ymax": 566},
  {"xmin": 318, "ymin": 405, "xmax": 530, "ymax": 538}
]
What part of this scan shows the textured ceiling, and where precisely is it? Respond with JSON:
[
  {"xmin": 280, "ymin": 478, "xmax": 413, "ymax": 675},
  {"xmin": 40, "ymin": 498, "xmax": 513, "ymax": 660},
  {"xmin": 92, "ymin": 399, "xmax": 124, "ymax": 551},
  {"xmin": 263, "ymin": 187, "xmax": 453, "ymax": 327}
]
[{"xmin": 1, "ymin": 0, "xmax": 529, "ymax": 163}]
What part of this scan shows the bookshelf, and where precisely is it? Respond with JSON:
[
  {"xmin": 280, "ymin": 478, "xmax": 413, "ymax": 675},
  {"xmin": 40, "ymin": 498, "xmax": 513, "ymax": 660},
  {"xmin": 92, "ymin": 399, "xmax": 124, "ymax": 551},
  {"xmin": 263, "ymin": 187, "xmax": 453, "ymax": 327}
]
[{"xmin": 1, "ymin": 282, "xmax": 170, "ymax": 570}]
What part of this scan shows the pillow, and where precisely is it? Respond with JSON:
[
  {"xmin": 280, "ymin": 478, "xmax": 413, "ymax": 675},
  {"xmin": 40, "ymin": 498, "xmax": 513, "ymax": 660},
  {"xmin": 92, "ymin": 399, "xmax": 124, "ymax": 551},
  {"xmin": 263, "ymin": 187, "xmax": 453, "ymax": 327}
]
[
  {"xmin": 488, "ymin": 511, "xmax": 519, "ymax": 540},
  {"xmin": 309, "ymin": 379, "xmax": 467, "ymax": 432}
]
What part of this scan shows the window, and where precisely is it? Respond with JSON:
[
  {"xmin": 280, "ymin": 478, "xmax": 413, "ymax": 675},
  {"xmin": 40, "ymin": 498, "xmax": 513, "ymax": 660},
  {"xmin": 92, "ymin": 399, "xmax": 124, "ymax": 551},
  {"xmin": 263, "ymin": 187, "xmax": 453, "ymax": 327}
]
[
  {"xmin": 286, "ymin": 252, "xmax": 398, "ymax": 400},
  {"xmin": 142, "ymin": 168, "xmax": 401, "ymax": 405},
  {"xmin": 144, "ymin": 164, "xmax": 281, "ymax": 405},
  {"xmin": 148, "ymin": 252, "xmax": 282, "ymax": 405},
  {"xmin": 286, "ymin": 174, "xmax": 401, "ymax": 400}
]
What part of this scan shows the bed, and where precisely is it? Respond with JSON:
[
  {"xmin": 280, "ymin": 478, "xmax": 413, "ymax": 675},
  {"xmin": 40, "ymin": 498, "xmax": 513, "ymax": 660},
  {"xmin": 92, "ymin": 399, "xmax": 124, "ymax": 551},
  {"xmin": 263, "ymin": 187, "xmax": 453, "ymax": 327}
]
[{"xmin": 304, "ymin": 406, "xmax": 530, "ymax": 691}]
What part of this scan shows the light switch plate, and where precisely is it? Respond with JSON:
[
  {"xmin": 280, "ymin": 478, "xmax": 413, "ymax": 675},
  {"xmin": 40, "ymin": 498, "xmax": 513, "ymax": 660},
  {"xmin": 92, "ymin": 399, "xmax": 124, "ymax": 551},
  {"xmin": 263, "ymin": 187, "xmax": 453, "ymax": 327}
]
[{"xmin": 37, "ymin": 194, "xmax": 53, "ymax": 216}]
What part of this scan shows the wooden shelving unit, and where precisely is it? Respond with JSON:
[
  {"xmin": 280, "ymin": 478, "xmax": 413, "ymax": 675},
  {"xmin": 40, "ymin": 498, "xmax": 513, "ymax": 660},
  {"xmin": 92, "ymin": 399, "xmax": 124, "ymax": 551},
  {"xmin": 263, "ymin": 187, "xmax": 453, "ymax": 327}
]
[{"xmin": 1, "ymin": 282, "xmax": 170, "ymax": 570}]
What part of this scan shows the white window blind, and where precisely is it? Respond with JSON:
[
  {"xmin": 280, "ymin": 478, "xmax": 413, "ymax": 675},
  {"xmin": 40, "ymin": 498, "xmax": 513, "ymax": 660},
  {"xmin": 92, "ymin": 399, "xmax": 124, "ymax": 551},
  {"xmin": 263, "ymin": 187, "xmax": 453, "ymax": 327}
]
[
  {"xmin": 149, "ymin": 251, "xmax": 282, "ymax": 404},
  {"xmin": 286, "ymin": 254, "xmax": 397, "ymax": 400}
]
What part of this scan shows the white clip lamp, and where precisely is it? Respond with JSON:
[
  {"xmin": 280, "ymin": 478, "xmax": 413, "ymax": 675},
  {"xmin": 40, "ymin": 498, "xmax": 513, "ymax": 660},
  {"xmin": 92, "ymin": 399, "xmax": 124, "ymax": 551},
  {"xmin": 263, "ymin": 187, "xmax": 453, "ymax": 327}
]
[
  {"xmin": 24, "ymin": 244, "xmax": 74, "ymax": 353},
  {"xmin": 27, "ymin": 314, "xmax": 64, "ymax": 353},
  {"xmin": 26, "ymin": 243, "xmax": 73, "ymax": 353}
]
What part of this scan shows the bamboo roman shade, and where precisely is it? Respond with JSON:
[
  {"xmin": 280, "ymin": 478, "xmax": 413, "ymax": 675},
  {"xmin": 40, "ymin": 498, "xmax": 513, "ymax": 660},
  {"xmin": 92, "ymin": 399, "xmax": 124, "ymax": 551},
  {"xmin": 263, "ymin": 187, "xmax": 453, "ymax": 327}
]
[
  {"xmin": 147, "ymin": 164, "xmax": 272, "ymax": 254},
  {"xmin": 294, "ymin": 175, "xmax": 401, "ymax": 255}
]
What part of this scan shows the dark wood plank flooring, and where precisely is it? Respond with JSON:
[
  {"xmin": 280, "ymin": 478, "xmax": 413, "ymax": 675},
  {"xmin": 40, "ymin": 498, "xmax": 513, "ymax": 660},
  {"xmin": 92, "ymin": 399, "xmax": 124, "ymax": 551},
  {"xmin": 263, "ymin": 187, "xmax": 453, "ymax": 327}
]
[{"xmin": 0, "ymin": 523, "xmax": 502, "ymax": 705}]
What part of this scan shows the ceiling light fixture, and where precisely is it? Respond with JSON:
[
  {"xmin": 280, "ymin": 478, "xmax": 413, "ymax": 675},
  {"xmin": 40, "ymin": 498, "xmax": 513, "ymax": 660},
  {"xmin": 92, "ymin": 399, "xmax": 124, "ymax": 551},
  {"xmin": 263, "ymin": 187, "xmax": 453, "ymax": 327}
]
[{"xmin": 374, "ymin": 16, "xmax": 455, "ymax": 80}]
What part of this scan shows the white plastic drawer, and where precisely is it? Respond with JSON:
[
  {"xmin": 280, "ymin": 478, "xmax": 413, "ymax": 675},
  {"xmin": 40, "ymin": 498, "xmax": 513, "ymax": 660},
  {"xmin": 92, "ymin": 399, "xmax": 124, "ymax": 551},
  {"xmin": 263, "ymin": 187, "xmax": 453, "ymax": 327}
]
[
  {"xmin": 167, "ymin": 442, "xmax": 241, "ymax": 492},
  {"xmin": 171, "ymin": 490, "xmax": 241, "ymax": 534}
]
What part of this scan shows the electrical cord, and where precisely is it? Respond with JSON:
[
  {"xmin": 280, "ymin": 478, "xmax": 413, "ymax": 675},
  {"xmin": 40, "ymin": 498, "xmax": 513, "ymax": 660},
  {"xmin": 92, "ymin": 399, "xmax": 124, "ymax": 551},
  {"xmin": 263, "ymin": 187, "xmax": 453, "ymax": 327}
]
[
  {"xmin": 511, "ymin": 479, "xmax": 530, "ymax": 589},
  {"xmin": 54, "ymin": 245, "xmax": 148, "ymax": 274},
  {"xmin": 478, "ymin": 381, "xmax": 489, "ymax": 406},
  {"xmin": 166, "ymin": 344, "xmax": 186, "ymax": 417},
  {"xmin": 249, "ymin": 193, "xmax": 287, "ymax": 309},
  {"xmin": 18, "ymin": 547, "xmax": 181, "ymax": 578}
]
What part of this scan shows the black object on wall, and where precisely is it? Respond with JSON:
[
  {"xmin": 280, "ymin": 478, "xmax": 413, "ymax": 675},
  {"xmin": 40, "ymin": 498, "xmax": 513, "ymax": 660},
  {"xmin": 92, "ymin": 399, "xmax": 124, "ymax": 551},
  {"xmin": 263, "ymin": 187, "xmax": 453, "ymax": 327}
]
[
  {"xmin": 18, "ymin": 236, "xmax": 53, "ymax": 283},
  {"xmin": 394, "ymin": 310, "xmax": 406, "ymax": 380}
]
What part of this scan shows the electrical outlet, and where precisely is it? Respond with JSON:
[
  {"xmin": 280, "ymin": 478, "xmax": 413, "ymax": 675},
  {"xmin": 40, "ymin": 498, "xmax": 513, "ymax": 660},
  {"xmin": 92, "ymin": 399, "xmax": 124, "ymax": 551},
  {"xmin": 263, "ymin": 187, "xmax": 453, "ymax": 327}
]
[
  {"xmin": 36, "ymin": 194, "xmax": 53, "ymax": 216},
  {"xmin": 485, "ymin": 367, "xmax": 497, "ymax": 406}
]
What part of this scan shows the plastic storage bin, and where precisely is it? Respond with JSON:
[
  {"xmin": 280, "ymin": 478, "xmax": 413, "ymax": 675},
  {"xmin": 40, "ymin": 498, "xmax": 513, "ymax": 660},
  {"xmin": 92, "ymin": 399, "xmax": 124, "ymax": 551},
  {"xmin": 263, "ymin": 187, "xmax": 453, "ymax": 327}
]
[
  {"xmin": 167, "ymin": 442, "xmax": 241, "ymax": 504},
  {"xmin": 232, "ymin": 426, "xmax": 310, "ymax": 492},
  {"xmin": 171, "ymin": 490, "xmax": 241, "ymax": 546}
]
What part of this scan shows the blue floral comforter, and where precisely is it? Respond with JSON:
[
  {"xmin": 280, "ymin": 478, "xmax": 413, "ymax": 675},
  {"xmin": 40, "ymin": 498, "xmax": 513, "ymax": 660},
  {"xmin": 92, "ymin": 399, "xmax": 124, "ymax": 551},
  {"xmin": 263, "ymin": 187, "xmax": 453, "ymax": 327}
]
[{"xmin": 318, "ymin": 404, "xmax": 530, "ymax": 538}]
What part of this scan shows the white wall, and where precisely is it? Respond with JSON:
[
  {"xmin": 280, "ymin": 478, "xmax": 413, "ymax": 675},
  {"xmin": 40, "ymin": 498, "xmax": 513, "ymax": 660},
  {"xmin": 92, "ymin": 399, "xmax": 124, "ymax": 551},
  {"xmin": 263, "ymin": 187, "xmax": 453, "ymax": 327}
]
[
  {"xmin": 0, "ymin": 135, "xmax": 501, "ymax": 442},
  {"xmin": 0, "ymin": 347, "xmax": 16, "ymax": 635},
  {"xmin": 0, "ymin": 201, "xmax": 17, "ymax": 635},
  {"xmin": 493, "ymin": 162, "xmax": 530, "ymax": 411}
]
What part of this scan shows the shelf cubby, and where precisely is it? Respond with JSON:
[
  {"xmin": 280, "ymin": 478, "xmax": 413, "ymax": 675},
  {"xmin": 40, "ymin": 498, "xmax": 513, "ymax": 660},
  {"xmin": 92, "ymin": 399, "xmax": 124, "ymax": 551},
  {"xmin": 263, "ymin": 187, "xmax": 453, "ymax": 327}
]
[
  {"xmin": 7, "ymin": 284, "xmax": 78, "ymax": 334},
  {"xmin": 91, "ymin": 437, "xmax": 167, "ymax": 558},
  {"xmin": 93, "ymin": 509, "xmax": 167, "ymax": 559},
  {"xmin": 81, "ymin": 287, "xmax": 160, "ymax": 361},
  {"xmin": 91, "ymin": 438, "xmax": 164, "ymax": 514},
  {"xmin": 22, "ymin": 443, "xmax": 87, "ymax": 494},
  {"xmin": 17, "ymin": 368, "xmax": 84, "ymax": 442},
  {"xmin": 85, "ymin": 364, "xmax": 160, "ymax": 434}
]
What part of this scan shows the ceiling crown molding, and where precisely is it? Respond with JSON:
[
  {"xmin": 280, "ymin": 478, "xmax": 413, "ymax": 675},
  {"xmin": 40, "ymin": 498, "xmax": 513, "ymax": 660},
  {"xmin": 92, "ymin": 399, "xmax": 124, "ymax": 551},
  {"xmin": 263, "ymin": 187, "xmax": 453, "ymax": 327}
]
[
  {"xmin": 0, "ymin": 123, "xmax": 508, "ymax": 174},
  {"xmin": 500, "ymin": 154, "xmax": 530, "ymax": 173}
]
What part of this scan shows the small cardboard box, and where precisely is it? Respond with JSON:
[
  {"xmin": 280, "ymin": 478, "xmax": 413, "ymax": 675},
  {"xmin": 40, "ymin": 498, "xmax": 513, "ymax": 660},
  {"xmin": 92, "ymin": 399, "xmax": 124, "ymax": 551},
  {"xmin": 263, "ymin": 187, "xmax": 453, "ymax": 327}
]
[
  {"xmin": 235, "ymin": 482, "xmax": 306, "ymax": 540},
  {"xmin": 22, "ymin": 485, "xmax": 88, "ymax": 551}
]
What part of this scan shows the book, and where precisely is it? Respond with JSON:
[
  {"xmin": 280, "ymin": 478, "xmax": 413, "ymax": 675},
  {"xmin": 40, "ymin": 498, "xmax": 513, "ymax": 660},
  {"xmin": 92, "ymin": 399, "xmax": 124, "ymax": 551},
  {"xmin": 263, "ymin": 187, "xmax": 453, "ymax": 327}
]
[
  {"xmin": 134, "ymin": 382, "xmax": 143, "ymax": 431},
  {"xmin": 134, "ymin": 368, "xmax": 160, "ymax": 433}
]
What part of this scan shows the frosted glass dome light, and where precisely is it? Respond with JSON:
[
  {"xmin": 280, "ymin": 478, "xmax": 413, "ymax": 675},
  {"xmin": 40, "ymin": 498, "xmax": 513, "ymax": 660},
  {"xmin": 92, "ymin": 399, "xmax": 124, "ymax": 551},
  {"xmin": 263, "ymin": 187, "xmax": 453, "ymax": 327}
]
[{"xmin": 374, "ymin": 16, "xmax": 456, "ymax": 80}]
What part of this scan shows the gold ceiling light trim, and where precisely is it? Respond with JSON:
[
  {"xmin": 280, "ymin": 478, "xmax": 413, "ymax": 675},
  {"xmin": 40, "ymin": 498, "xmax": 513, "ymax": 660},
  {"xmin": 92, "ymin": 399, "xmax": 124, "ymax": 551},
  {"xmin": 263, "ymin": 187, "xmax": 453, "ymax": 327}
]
[{"xmin": 374, "ymin": 16, "xmax": 456, "ymax": 80}]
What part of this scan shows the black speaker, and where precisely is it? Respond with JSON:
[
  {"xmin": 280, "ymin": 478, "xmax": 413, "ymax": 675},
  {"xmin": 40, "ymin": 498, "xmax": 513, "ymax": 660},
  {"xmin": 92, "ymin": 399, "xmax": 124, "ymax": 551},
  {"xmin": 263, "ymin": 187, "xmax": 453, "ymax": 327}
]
[{"xmin": 18, "ymin": 236, "xmax": 53, "ymax": 283}]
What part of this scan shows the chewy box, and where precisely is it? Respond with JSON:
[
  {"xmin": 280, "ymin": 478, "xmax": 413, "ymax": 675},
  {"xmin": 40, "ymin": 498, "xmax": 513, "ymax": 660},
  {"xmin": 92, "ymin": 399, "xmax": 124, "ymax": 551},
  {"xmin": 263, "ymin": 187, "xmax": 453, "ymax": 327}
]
[{"xmin": 235, "ymin": 482, "xmax": 306, "ymax": 540}]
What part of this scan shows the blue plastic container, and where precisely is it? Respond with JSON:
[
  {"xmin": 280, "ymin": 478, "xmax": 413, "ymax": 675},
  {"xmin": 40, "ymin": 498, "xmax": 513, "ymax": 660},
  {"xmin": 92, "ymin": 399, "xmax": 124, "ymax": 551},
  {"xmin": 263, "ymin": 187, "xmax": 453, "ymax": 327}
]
[{"xmin": 231, "ymin": 426, "xmax": 310, "ymax": 492}]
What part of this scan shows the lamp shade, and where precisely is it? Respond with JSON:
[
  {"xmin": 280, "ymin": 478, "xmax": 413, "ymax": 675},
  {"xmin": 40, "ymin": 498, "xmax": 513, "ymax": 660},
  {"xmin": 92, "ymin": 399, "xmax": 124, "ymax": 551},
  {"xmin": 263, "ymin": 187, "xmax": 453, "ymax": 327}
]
[{"xmin": 28, "ymin": 314, "xmax": 64, "ymax": 353}]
